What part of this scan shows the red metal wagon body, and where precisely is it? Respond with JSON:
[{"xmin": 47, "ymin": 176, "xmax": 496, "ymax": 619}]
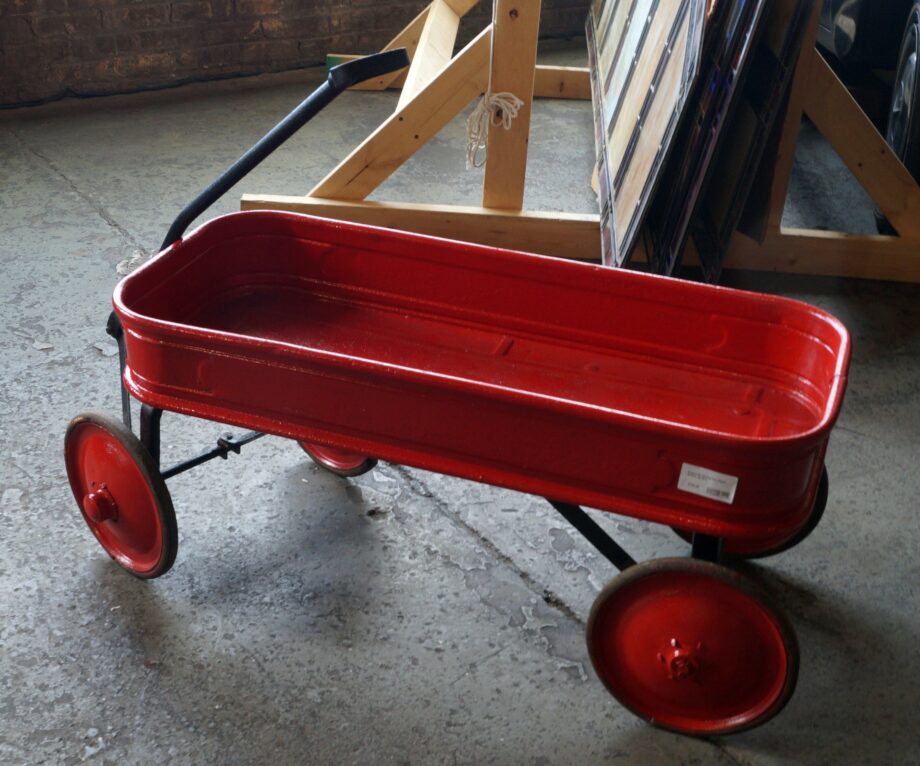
[
  {"xmin": 115, "ymin": 211, "xmax": 849, "ymax": 548},
  {"xmin": 64, "ymin": 53, "xmax": 853, "ymax": 737}
]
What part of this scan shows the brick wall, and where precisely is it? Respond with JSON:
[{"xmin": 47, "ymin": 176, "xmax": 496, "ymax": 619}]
[{"xmin": 1, "ymin": 1, "xmax": 590, "ymax": 108}]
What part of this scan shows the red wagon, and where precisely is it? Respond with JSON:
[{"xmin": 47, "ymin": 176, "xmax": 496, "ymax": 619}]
[{"xmin": 64, "ymin": 51, "xmax": 851, "ymax": 737}]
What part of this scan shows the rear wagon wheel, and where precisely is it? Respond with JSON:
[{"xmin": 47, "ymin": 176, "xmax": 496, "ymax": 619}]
[{"xmin": 299, "ymin": 441, "xmax": 377, "ymax": 478}]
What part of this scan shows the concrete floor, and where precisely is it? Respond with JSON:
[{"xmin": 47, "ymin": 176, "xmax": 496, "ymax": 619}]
[{"xmin": 1, "ymin": 43, "xmax": 919, "ymax": 765}]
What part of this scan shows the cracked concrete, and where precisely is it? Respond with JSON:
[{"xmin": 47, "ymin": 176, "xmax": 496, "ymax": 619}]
[
  {"xmin": 2, "ymin": 42, "xmax": 919, "ymax": 765},
  {"xmin": 7, "ymin": 129, "xmax": 151, "ymax": 257}
]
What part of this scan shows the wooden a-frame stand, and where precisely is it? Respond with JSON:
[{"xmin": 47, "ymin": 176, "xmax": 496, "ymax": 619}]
[
  {"xmin": 242, "ymin": 0, "xmax": 920, "ymax": 283},
  {"xmin": 242, "ymin": 0, "xmax": 600, "ymax": 261}
]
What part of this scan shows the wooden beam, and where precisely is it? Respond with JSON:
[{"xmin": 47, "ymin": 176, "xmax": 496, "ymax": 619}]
[
  {"xmin": 325, "ymin": 58, "xmax": 591, "ymax": 99},
  {"xmin": 763, "ymin": 5, "xmax": 822, "ymax": 232},
  {"xmin": 482, "ymin": 0, "xmax": 541, "ymax": 209},
  {"xmin": 241, "ymin": 194, "xmax": 602, "ymax": 261},
  {"xmin": 326, "ymin": 4, "xmax": 431, "ymax": 92},
  {"xmin": 397, "ymin": 0, "xmax": 462, "ymax": 109},
  {"xmin": 327, "ymin": 0, "xmax": 482, "ymax": 93},
  {"xmin": 310, "ymin": 27, "xmax": 492, "ymax": 201},
  {"xmin": 805, "ymin": 53, "xmax": 920, "ymax": 239},
  {"xmin": 443, "ymin": 0, "xmax": 482, "ymax": 14},
  {"xmin": 533, "ymin": 65, "xmax": 591, "ymax": 99},
  {"xmin": 725, "ymin": 229, "xmax": 920, "ymax": 282}
]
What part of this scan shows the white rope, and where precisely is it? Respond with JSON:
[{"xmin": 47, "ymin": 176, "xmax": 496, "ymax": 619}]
[{"xmin": 465, "ymin": 91, "xmax": 525, "ymax": 169}]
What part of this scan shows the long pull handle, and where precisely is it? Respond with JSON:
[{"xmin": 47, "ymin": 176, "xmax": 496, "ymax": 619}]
[
  {"xmin": 109, "ymin": 49, "xmax": 409, "ymax": 432},
  {"xmin": 159, "ymin": 48, "xmax": 410, "ymax": 250}
]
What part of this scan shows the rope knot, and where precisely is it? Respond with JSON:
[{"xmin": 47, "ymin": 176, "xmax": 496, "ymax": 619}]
[{"xmin": 466, "ymin": 91, "xmax": 525, "ymax": 169}]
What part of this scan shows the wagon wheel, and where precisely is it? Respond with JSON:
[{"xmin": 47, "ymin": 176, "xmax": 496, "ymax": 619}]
[
  {"xmin": 299, "ymin": 442, "xmax": 377, "ymax": 478},
  {"xmin": 65, "ymin": 412, "xmax": 178, "ymax": 579},
  {"xmin": 586, "ymin": 558, "xmax": 798, "ymax": 736},
  {"xmin": 672, "ymin": 466, "xmax": 829, "ymax": 559}
]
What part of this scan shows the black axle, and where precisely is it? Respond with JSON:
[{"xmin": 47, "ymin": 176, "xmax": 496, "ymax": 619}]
[{"xmin": 161, "ymin": 428, "xmax": 266, "ymax": 480}]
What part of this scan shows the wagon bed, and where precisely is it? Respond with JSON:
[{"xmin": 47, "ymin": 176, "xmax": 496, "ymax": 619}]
[{"xmin": 115, "ymin": 211, "xmax": 849, "ymax": 544}]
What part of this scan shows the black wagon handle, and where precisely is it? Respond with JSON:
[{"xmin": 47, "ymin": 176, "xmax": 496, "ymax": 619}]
[
  {"xmin": 107, "ymin": 49, "xmax": 409, "ymax": 430},
  {"xmin": 159, "ymin": 48, "xmax": 410, "ymax": 251}
]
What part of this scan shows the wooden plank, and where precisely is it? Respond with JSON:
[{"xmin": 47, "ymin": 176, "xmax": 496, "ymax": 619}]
[
  {"xmin": 804, "ymin": 53, "xmax": 920, "ymax": 239},
  {"xmin": 310, "ymin": 27, "xmax": 492, "ymax": 201},
  {"xmin": 482, "ymin": 0, "xmax": 541, "ymax": 209},
  {"xmin": 612, "ymin": 8, "xmax": 691, "ymax": 255},
  {"xmin": 324, "ymin": 1, "xmax": 478, "ymax": 93},
  {"xmin": 326, "ymin": 4, "xmax": 431, "ymax": 92},
  {"xmin": 325, "ymin": 55, "xmax": 409, "ymax": 92},
  {"xmin": 533, "ymin": 65, "xmax": 591, "ymax": 100},
  {"xmin": 241, "ymin": 194, "xmax": 602, "ymax": 261},
  {"xmin": 443, "ymin": 0, "xmax": 482, "ymax": 14},
  {"xmin": 725, "ymin": 229, "xmax": 920, "ymax": 282},
  {"xmin": 324, "ymin": 59, "xmax": 591, "ymax": 99},
  {"xmin": 762, "ymin": 4, "xmax": 822, "ymax": 232},
  {"xmin": 397, "ymin": 0, "xmax": 462, "ymax": 109}
]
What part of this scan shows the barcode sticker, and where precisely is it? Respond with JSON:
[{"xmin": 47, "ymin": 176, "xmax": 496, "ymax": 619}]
[{"xmin": 677, "ymin": 463, "xmax": 738, "ymax": 505}]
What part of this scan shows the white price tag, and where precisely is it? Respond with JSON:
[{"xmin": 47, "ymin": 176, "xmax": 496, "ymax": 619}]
[{"xmin": 677, "ymin": 463, "xmax": 738, "ymax": 505}]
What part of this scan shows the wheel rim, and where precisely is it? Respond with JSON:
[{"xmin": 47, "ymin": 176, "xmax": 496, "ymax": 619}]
[
  {"xmin": 587, "ymin": 560, "xmax": 797, "ymax": 735},
  {"xmin": 300, "ymin": 442, "xmax": 376, "ymax": 477},
  {"xmin": 65, "ymin": 414, "xmax": 175, "ymax": 577}
]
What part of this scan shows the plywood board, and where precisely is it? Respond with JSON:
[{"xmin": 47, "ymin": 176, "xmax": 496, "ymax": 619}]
[{"xmin": 587, "ymin": 0, "xmax": 706, "ymax": 266}]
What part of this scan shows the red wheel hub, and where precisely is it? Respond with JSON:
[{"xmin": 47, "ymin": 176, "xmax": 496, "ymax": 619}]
[
  {"xmin": 587, "ymin": 560, "xmax": 797, "ymax": 735},
  {"xmin": 82, "ymin": 484, "xmax": 118, "ymax": 524},
  {"xmin": 65, "ymin": 414, "xmax": 176, "ymax": 578},
  {"xmin": 659, "ymin": 638, "xmax": 700, "ymax": 681}
]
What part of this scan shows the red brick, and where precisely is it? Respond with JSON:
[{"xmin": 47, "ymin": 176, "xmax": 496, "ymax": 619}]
[
  {"xmin": 0, "ymin": 15, "xmax": 35, "ymax": 46},
  {"xmin": 2, "ymin": 42, "xmax": 36, "ymax": 70},
  {"xmin": 60, "ymin": 0, "xmax": 123, "ymax": 10},
  {"xmin": 118, "ymin": 50, "xmax": 179, "ymax": 76},
  {"xmin": 170, "ymin": 0, "xmax": 212, "ymax": 23},
  {"xmin": 113, "ymin": 32, "xmax": 140, "ymax": 52},
  {"xmin": 240, "ymin": 38, "xmax": 300, "ymax": 66},
  {"xmin": 199, "ymin": 19, "xmax": 262, "ymax": 46},
  {"xmin": 67, "ymin": 33, "xmax": 117, "ymax": 59},
  {"xmin": 102, "ymin": 4, "xmax": 170, "ymax": 31},
  {"xmin": 72, "ymin": 57, "xmax": 116, "ymax": 82},
  {"xmin": 0, "ymin": 0, "xmax": 37, "ymax": 14},
  {"xmin": 235, "ymin": 0, "xmax": 278, "ymax": 17},
  {"xmin": 33, "ymin": 10, "xmax": 102, "ymax": 38},
  {"xmin": 1, "ymin": 0, "xmax": 592, "ymax": 107},
  {"xmin": 262, "ymin": 15, "xmax": 331, "ymax": 40},
  {"xmin": 180, "ymin": 42, "xmax": 242, "ymax": 70}
]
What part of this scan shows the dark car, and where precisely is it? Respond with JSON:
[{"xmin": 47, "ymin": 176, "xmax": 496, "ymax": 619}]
[{"xmin": 818, "ymin": 0, "xmax": 920, "ymax": 230}]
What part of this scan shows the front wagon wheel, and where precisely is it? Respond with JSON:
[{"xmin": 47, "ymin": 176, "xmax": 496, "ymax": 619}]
[
  {"xmin": 587, "ymin": 558, "xmax": 799, "ymax": 736},
  {"xmin": 65, "ymin": 412, "xmax": 178, "ymax": 578}
]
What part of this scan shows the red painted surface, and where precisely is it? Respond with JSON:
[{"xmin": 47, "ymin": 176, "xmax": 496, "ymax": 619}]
[
  {"xmin": 114, "ymin": 211, "xmax": 850, "ymax": 542},
  {"xmin": 299, "ymin": 442, "xmax": 376, "ymax": 477},
  {"xmin": 587, "ymin": 561, "xmax": 796, "ymax": 734},
  {"xmin": 65, "ymin": 418, "xmax": 168, "ymax": 576}
]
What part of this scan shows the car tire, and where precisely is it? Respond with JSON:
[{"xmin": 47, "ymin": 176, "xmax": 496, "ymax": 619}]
[{"xmin": 876, "ymin": 1, "xmax": 920, "ymax": 234}]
